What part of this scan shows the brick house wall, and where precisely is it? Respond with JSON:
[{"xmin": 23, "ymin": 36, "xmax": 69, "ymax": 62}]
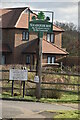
[
  {"xmin": 43, "ymin": 32, "xmax": 62, "ymax": 48},
  {"xmin": 2, "ymin": 28, "xmax": 63, "ymax": 65},
  {"xmin": 2, "ymin": 28, "xmax": 15, "ymax": 64},
  {"xmin": 54, "ymin": 32, "xmax": 62, "ymax": 48}
]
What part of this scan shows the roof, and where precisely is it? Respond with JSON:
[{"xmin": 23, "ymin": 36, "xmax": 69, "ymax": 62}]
[
  {"xmin": 42, "ymin": 39, "xmax": 68, "ymax": 54},
  {"xmin": 0, "ymin": 44, "xmax": 12, "ymax": 53},
  {"xmin": 53, "ymin": 24, "xmax": 64, "ymax": 32},
  {"xmin": 22, "ymin": 39, "xmax": 38, "ymax": 54},
  {"xmin": 0, "ymin": 7, "xmax": 27, "ymax": 28},
  {"xmin": 0, "ymin": 7, "xmax": 64, "ymax": 32},
  {"xmin": 22, "ymin": 39, "xmax": 68, "ymax": 55}
]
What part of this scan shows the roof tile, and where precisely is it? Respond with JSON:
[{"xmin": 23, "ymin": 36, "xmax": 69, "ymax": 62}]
[{"xmin": 22, "ymin": 39, "xmax": 68, "ymax": 55}]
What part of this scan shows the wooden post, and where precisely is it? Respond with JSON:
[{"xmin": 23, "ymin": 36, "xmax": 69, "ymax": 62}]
[
  {"xmin": 12, "ymin": 80, "xmax": 14, "ymax": 96},
  {"xmin": 23, "ymin": 81, "xmax": 25, "ymax": 98},
  {"xmin": 61, "ymin": 62, "xmax": 63, "ymax": 72},
  {"xmin": 36, "ymin": 32, "xmax": 43, "ymax": 99}
]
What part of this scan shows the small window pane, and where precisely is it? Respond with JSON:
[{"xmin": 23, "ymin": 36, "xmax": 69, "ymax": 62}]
[
  {"xmin": 26, "ymin": 55, "xmax": 30, "ymax": 64},
  {"xmin": 26, "ymin": 32, "xmax": 29, "ymax": 40},
  {"xmin": 48, "ymin": 57, "xmax": 51, "ymax": 64},
  {"xmin": 51, "ymin": 34, "xmax": 54, "ymax": 43},
  {"xmin": 47, "ymin": 34, "xmax": 50, "ymax": 42},
  {"xmin": 22, "ymin": 31, "xmax": 29, "ymax": 40},
  {"xmin": 1, "ymin": 55, "xmax": 5, "ymax": 65},
  {"xmin": 52, "ymin": 57, "xmax": 55, "ymax": 64},
  {"xmin": 22, "ymin": 32, "xmax": 25, "ymax": 40}
]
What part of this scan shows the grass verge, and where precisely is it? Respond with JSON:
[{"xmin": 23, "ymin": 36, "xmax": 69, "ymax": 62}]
[
  {"xmin": 53, "ymin": 110, "xmax": 80, "ymax": 119},
  {"xmin": 0, "ymin": 92, "xmax": 79, "ymax": 103}
]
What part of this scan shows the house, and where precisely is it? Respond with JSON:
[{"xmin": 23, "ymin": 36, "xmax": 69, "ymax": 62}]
[{"xmin": 0, "ymin": 7, "xmax": 68, "ymax": 68}]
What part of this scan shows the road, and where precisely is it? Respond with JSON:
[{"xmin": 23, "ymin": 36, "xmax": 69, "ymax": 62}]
[{"xmin": 0, "ymin": 100, "xmax": 78, "ymax": 119}]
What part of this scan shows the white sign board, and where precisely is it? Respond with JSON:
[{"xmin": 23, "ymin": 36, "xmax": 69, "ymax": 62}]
[
  {"xmin": 34, "ymin": 76, "xmax": 39, "ymax": 83},
  {"xmin": 9, "ymin": 69, "xmax": 28, "ymax": 81}
]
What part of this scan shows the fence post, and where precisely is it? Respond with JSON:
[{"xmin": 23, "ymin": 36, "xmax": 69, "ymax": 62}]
[
  {"xmin": 23, "ymin": 81, "xmax": 25, "ymax": 98},
  {"xmin": 61, "ymin": 62, "xmax": 63, "ymax": 72},
  {"xmin": 11, "ymin": 80, "xmax": 14, "ymax": 96}
]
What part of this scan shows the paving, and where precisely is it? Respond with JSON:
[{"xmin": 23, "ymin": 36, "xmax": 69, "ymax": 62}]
[{"xmin": 0, "ymin": 100, "xmax": 78, "ymax": 119}]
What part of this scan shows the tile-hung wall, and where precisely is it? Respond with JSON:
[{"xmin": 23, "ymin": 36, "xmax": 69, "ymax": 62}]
[{"xmin": 54, "ymin": 32, "xmax": 62, "ymax": 48}]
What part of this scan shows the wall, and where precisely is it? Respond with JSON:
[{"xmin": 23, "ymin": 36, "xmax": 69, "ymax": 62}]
[
  {"xmin": 14, "ymin": 29, "xmax": 38, "ymax": 64},
  {"xmin": 2, "ymin": 28, "xmax": 15, "ymax": 64},
  {"xmin": 43, "ymin": 31, "xmax": 62, "ymax": 48},
  {"xmin": 2, "ymin": 28, "xmax": 63, "ymax": 65},
  {"xmin": 54, "ymin": 32, "xmax": 62, "ymax": 48}
]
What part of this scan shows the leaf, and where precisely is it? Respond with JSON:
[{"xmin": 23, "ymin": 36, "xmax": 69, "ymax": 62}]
[
  {"xmin": 37, "ymin": 11, "xmax": 45, "ymax": 20},
  {"xmin": 46, "ymin": 16, "xmax": 50, "ymax": 21},
  {"xmin": 32, "ymin": 16, "xmax": 36, "ymax": 20}
]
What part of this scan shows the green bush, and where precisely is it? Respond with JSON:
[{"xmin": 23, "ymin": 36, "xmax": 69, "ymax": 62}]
[
  {"xmin": 26, "ymin": 89, "xmax": 36, "ymax": 97},
  {"xmin": 41, "ymin": 90, "xmax": 62, "ymax": 99}
]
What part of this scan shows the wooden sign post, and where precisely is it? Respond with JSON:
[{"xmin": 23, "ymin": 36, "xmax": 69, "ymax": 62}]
[
  {"xmin": 29, "ymin": 12, "xmax": 53, "ymax": 99},
  {"xmin": 35, "ymin": 32, "xmax": 43, "ymax": 99}
]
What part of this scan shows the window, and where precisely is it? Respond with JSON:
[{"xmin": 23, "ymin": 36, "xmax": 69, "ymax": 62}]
[
  {"xmin": 47, "ymin": 57, "xmax": 51, "ymax": 64},
  {"xmin": 47, "ymin": 33, "xmax": 54, "ymax": 43},
  {"xmin": 52, "ymin": 57, "xmax": 55, "ymax": 63},
  {"xmin": 47, "ymin": 56, "xmax": 55, "ymax": 64},
  {"xmin": 26, "ymin": 55, "xmax": 30, "ymax": 64},
  {"xmin": 1, "ymin": 55, "xmax": 6, "ymax": 65},
  {"xmin": 22, "ymin": 31, "xmax": 29, "ymax": 41}
]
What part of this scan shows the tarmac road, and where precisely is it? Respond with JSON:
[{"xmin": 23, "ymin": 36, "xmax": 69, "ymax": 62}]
[{"xmin": 0, "ymin": 100, "xmax": 78, "ymax": 119}]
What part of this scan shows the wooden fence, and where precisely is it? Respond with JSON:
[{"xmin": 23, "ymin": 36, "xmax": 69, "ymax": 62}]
[
  {"xmin": 58, "ymin": 56, "xmax": 80, "ymax": 66},
  {"xmin": 0, "ymin": 70, "xmax": 80, "ymax": 97}
]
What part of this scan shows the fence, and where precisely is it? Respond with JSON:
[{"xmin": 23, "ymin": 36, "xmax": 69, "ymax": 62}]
[
  {"xmin": 0, "ymin": 69, "xmax": 80, "ymax": 99},
  {"xmin": 58, "ymin": 56, "xmax": 80, "ymax": 66}
]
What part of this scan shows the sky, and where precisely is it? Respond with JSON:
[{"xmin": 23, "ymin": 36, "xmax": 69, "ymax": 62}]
[{"xmin": 0, "ymin": 0, "xmax": 79, "ymax": 27}]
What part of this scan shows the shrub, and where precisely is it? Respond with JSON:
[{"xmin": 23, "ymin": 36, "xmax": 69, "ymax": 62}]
[{"xmin": 41, "ymin": 89, "xmax": 62, "ymax": 99}]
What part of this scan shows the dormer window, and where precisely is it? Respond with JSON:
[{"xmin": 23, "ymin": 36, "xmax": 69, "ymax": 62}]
[
  {"xmin": 22, "ymin": 31, "xmax": 29, "ymax": 41},
  {"xmin": 47, "ymin": 33, "xmax": 54, "ymax": 43}
]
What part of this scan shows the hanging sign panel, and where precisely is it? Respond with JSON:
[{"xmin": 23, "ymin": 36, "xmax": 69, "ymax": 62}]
[
  {"xmin": 34, "ymin": 76, "xmax": 39, "ymax": 83},
  {"xmin": 29, "ymin": 20, "xmax": 53, "ymax": 33},
  {"xmin": 9, "ymin": 69, "xmax": 28, "ymax": 81}
]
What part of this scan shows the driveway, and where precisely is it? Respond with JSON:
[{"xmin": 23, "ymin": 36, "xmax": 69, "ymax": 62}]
[{"xmin": 0, "ymin": 100, "xmax": 78, "ymax": 119}]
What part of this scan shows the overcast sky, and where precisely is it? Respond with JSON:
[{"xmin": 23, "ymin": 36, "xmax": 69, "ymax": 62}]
[{"xmin": 0, "ymin": 0, "xmax": 79, "ymax": 27}]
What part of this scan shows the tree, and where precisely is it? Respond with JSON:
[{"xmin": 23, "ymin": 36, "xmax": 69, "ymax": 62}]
[
  {"xmin": 37, "ymin": 11, "xmax": 45, "ymax": 20},
  {"xmin": 32, "ymin": 16, "xmax": 36, "ymax": 20},
  {"xmin": 46, "ymin": 16, "xmax": 50, "ymax": 21},
  {"xmin": 55, "ymin": 21, "xmax": 78, "ymax": 56}
]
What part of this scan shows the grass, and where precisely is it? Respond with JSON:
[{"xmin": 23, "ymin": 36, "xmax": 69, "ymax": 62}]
[
  {"xmin": 1, "ymin": 92, "xmax": 79, "ymax": 103},
  {"xmin": 1, "ymin": 92, "xmax": 37, "ymax": 102},
  {"xmin": 53, "ymin": 110, "xmax": 80, "ymax": 119},
  {"xmin": 44, "ymin": 110, "xmax": 80, "ymax": 119},
  {"xmin": 40, "ymin": 92, "xmax": 79, "ymax": 103},
  {"xmin": 1, "ymin": 72, "xmax": 80, "ymax": 103}
]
